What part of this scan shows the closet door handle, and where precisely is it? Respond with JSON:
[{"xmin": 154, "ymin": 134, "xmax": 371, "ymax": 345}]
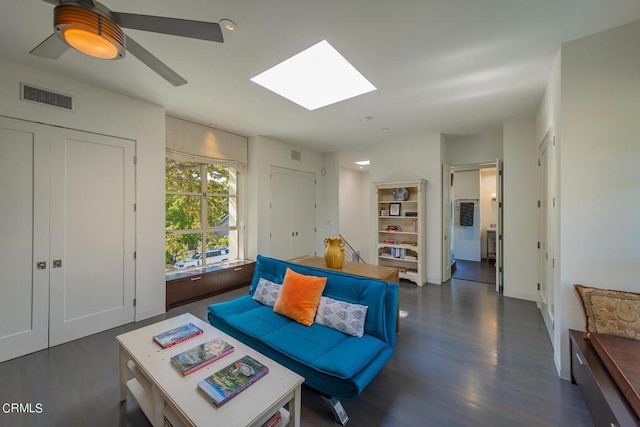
[
  {"xmin": 36, "ymin": 261, "xmax": 47, "ymax": 270},
  {"xmin": 53, "ymin": 260, "xmax": 62, "ymax": 268}
]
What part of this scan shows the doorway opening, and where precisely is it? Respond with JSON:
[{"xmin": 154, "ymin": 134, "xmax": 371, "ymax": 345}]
[{"xmin": 442, "ymin": 161, "xmax": 503, "ymax": 289}]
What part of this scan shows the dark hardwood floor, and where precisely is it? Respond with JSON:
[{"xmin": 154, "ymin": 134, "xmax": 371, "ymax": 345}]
[
  {"xmin": 452, "ymin": 259, "xmax": 496, "ymax": 285},
  {"xmin": 0, "ymin": 279, "xmax": 592, "ymax": 427}
]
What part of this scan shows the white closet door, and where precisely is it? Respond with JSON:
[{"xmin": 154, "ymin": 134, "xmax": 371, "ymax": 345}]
[
  {"xmin": 270, "ymin": 167, "xmax": 294, "ymax": 260},
  {"xmin": 293, "ymin": 171, "xmax": 316, "ymax": 257},
  {"xmin": 0, "ymin": 120, "xmax": 49, "ymax": 362},
  {"xmin": 48, "ymin": 129, "xmax": 135, "ymax": 346},
  {"xmin": 269, "ymin": 166, "xmax": 316, "ymax": 260}
]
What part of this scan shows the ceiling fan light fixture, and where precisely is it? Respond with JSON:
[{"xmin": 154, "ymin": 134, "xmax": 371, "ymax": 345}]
[
  {"xmin": 220, "ymin": 19, "xmax": 236, "ymax": 32},
  {"xmin": 54, "ymin": 4, "xmax": 125, "ymax": 60}
]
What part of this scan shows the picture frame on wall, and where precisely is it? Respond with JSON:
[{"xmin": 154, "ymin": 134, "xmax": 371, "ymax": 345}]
[{"xmin": 389, "ymin": 203, "xmax": 401, "ymax": 216}]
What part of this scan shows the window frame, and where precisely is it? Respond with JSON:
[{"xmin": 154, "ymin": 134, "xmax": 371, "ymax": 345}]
[{"xmin": 165, "ymin": 160, "xmax": 242, "ymax": 274}]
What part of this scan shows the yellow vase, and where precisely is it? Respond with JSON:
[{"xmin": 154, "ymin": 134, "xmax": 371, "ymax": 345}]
[{"xmin": 324, "ymin": 236, "xmax": 345, "ymax": 269}]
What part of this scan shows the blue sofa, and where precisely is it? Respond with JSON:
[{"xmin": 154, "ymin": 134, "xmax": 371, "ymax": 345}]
[{"xmin": 207, "ymin": 255, "xmax": 399, "ymax": 399}]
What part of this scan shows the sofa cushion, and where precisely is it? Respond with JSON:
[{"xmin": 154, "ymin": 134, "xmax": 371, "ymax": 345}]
[
  {"xmin": 574, "ymin": 284, "xmax": 640, "ymax": 341},
  {"xmin": 273, "ymin": 268, "xmax": 326, "ymax": 326},
  {"xmin": 249, "ymin": 255, "xmax": 390, "ymax": 341},
  {"xmin": 209, "ymin": 296, "xmax": 388, "ymax": 379},
  {"xmin": 315, "ymin": 296, "xmax": 368, "ymax": 337}
]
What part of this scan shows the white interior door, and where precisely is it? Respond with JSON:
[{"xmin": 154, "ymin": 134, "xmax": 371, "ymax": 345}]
[
  {"xmin": 270, "ymin": 167, "xmax": 294, "ymax": 259},
  {"xmin": 0, "ymin": 119, "xmax": 49, "ymax": 362},
  {"xmin": 293, "ymin": 171, "xmax": 316, "ymax": 257},
  {"xmin": 442, "ymin": 163, "xmax": 452, "ymax": 282},
  {"xmin": 48, "ymin": 130, "xmax": 135, "ymax": 346},
  {"xmin": 495, "ymin": 159, "xmax": 503, "ymax": 292},
  {"xmin": 538, "ymin": 142, "xmax": 552, "ymax": 330}
]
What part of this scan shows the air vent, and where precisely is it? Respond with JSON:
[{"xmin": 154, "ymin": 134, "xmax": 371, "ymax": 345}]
[
  {"xmin": 20, "ymin": 82, "xmax": 73, "ymax": 111},
  {"xmin": 291, "ymin": 150, "xmax": 301, "ymax": 161}
]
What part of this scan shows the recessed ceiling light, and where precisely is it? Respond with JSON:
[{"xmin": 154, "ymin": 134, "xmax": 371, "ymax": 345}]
[
  {"xmin": 362, "ymin": 116, "xmax": 373, "ymax": 122},
  {"xmin": 354, "ymin": 160, "xmax": 370, "ymax": 166},
  {"xmin": 250, "ymin": 40, "xmax": 376, "ymax": 110},
  {"xmin": 382, "ymin": 128, "xmax": 390, "ymax": 132},
  {"xmin": 220, "ymin": 19, "xmax": 236, "ymax": 32}
]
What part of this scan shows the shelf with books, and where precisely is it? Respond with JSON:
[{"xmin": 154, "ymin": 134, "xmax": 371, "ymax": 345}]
[
  {"xmin": 378, "ymin": 242, "xmax": 418, "ymax": 250},
  {"xmin": 378, "ymin": 230, "xmax": 418, "ymax": 235},
  {"xmin": 374, "ymin": 179, "xmax": 427, "ymax": 286},
  {"xmin": 378, "ymin": 255, "xmax": 418, "ymax": 263},
  {"xmin": 261, "ymin": 408, "xmax": 290, "ymax": 427}
]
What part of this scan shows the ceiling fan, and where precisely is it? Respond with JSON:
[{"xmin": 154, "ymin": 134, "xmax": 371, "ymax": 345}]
[{"xmin": 29, "ymin": 0, "xmax": 226, "ymax": 86}]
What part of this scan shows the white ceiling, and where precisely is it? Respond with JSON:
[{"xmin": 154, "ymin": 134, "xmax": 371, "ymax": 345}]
[{"xmin": 2, "ymin": 0, "xmax": 640, "ymax": 166}]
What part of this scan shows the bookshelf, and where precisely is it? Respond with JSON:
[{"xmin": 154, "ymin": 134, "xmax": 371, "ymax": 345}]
[{"xmin": 374, "ymin": 179, "xmax": 427, "ymax": 286}]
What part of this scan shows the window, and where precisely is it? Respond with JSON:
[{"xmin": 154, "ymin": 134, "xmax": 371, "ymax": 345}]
[{"xmin": 165, "ymin": 158, "xmax": 240, "ymax": 273}]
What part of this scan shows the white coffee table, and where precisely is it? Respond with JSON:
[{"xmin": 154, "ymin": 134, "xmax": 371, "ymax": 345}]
[{"xmin": 117, "ymin": 313, "xmax": 303, "ymax": 427}]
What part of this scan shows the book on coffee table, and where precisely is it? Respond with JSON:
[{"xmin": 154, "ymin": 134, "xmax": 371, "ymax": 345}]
[
  {"xmin": 152, "ymin": 323, "xmax": 203, "ymax": 349},
  {"xmin": 170, "ymin": 337, "xmax": 234, "ymax": 376},
  {"xmin": 198, "ymin": 355, "xmax": 269, "ymax": 407}
]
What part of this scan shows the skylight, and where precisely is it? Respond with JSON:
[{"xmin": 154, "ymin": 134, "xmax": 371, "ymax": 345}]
[{"xmin": 250, "ymin": 40, "xmax": 376, "ymax": 111}]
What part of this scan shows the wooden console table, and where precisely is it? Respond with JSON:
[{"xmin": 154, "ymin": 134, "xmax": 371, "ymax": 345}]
[
  {"xmin": 289, "ymin": 256, "xmax": 400, "ymax": 332},
  {"xmin": 570, "ymin": 329, "xmax": 640, "ymax": 426},
  {"xmin": 166, "ymin": 260, "xmax": 255, "ymax": 310}
]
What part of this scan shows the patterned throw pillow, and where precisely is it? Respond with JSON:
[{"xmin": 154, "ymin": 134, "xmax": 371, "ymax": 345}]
[
  {"xmin": 574, "ymin": 284, "xmax": 640, "ymax": 341},
  {"xmin": 252, "ymin": 278, "xmax": 281, "ymax": 307},
  {"xmin": 315, "ymin": 296, "xmax": 368, "ymax": 337}
]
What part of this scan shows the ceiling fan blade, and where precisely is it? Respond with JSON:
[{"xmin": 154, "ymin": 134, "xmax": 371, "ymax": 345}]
[
  {"xmin": 40, "ymin": 0, "xmax": 95, "ymax": 4},
  {"xmin": 29, "ymin": 33, "xmax": 69, "ymax": 59},
  {"xmin": 112, "ymin": 12, "xmax": 223, "ymax": 42},
  {"xmin": 125, "ymin": 36, "xmax": 187, "ymax": 87}
]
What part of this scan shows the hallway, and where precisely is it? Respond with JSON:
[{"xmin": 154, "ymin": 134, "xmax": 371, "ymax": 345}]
[{"xmin": 452, "ymin": 259, "xmax": 496, "ymax": 285}]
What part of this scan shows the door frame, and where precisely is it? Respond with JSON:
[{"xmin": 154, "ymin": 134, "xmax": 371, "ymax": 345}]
[
  {"xmin": 537, "ymin": 126, "xmax": 556, "ymax": 340},
  {"xmin": 443, "ymin": 161, "xmax": 504, "ymax": 291},
  {"xmin": 442, "ymin": 163, "xmax": 452, "ymax": 282}
]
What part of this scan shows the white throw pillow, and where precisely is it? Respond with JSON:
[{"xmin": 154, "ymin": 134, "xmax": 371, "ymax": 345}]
[
  {"xmin": 252, "ymin": 277, "xmax": 282, "ymax": 307},
  {"xmin": 315, "ymin": 296, "xmax": 368, "ymax": 337}
]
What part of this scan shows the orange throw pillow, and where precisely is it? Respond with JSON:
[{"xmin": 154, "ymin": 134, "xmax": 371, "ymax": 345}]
[{"xmin": 273, "ymin": 268, "xmax": 327, "ymax": 326}]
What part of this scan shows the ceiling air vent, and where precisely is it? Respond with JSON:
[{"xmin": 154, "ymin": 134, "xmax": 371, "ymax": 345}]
[
  {"xmin": 291, "ymin": 150, "xmax": 301, "ymax": 161},
  {"xmin": 20, "ymin": 82, "xmax": 73, "ymax": 111}
]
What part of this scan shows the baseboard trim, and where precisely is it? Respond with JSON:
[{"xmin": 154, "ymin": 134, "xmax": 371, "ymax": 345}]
[
  {"xmin": 135, "ymin": 306, "xmax": 165, "ymax": 322},
  {"xmin": 503, "ymin": 290, "xmax": 537, "ymax": 302}
]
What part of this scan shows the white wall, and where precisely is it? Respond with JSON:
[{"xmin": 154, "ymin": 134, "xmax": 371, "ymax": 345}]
[
  {"xmin": 0, "ymin": 58, "xmax": 166, "ymax": 321},
  {"xmin": 503, "ymin": 120, "xmax": 538, "ymax": 303},
  {"xmin": 339, "ymin": 168, "xmax": 370, "ymax": 262},
  {"xmin": 247, "ymin": 136, "xmax": 331, "ymax": 259},
  {"xmin": 323, "ymin": 152, "xmax": 340, "ymax": 240},
  {"xmin": 479, "ymin": 168, "xmax": 497, "ymax": 259},
  {"xmin": 453, "ymin": 170, "xmax": 480, "ymax": 261},
  {"xmin": 370, "ymin": 134, "xmax": 443, "ymax": 284},
  {"xmin": 445, "ymin": 131, "xmax": 503, "ymax": 165},
  {"xmin": 555, "ymin": 21, "xmax": 640, "ymax": 379}
]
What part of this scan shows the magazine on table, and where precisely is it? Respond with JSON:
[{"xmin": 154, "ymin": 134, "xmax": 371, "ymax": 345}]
[
  {"xmin": 197, "ymin": 355, "xmax": 269, "ymax": 407},
  {"xmin": 152, "ymin": 323, "xmax": 203, "ymax": 349},
  {"xmin": 170, "ymin": 337, "xmax": 234, "ymax": 375}
]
